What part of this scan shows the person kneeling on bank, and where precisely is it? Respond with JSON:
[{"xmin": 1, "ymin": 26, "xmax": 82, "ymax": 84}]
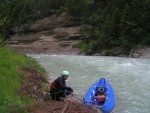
[{"xmin": 50, "ymin": 71, "xmax": 73, "ymax": 101}]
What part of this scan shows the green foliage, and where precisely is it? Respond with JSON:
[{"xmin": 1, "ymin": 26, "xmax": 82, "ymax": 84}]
[
  {"xmin": 0, "ymin": 0, "xmax": 31, "ymax": 36},
  {"xmin": 0, "ymin": 96, "xmax": 28, "ymax": 113},
  {"xmin": 64, "ymin": 0, "xmax": 91, "ymax": 16},
  {"xmin": 49, "ymin": 0, "xmax": 66, "ymax": 11},
  {"xmin": 0, "ymin": 0, "xmax": 54, "ymax": 37},
  {"xmin": 0, "ymin": 36, "xmax": 7, "ymax": 47},
  {"xmin": 80, "ymin": 0, "xmax": 150, "ymax": 54},
  {"xmin": 0, "ymin": 0, "xmax": 150, "ymax": 54}
]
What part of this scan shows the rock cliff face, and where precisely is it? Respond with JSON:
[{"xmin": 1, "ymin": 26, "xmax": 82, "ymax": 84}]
[
  {"xmin": 129, "ymin": 47, "xmax": 150, "ymax": 58},
  {"xmin": 7, "ymin": 13, "xmax": 82, "ymax": 55},
  {"xmin": 7, "ymin": 13, "xmax": 150, "ymax": 58}
]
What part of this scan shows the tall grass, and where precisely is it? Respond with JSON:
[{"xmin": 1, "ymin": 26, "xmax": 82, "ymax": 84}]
[{"xmin": 0, "ymin": 47, "xmax": 47, "ymax": 113}]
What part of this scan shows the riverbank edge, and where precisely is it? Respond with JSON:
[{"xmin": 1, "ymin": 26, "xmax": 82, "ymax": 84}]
[
  {"xmin": 0, "ymin": 47, "xmax": 48, "ymax": 112},
  {"xmin": 0, "ymin": 47, "xmax": 97, "ymax": 113},
  {"xmin": 16, "ymin": 50, "xmax": 97, "ymax": 113}
]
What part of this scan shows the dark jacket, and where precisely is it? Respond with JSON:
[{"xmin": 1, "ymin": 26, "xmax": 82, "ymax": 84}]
[
  {"xmin": 50, "ymin": 76, "xmax": 73, "ymax": 100},
  {"xmin": 50, "ymin": 77, "xmax": 68, "ymax": 91}
]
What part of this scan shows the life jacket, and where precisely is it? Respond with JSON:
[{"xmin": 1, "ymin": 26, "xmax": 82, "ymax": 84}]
[
  {"xmin": 96, "ymin": 94, "xmax": 106, "ymax": 102},
  {"xmin": 95, "ymin": 86, "xmax": 106, "ymax": 102},
  {"xmin": 50, "ymin": 77, "xmax": 66, "ymax": 90},
  {"xmin": 50, "ymin": 78, "xmax": 58, "ymax": 90}
]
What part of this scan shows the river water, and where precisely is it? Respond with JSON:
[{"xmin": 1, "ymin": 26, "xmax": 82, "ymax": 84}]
[{"xmin": 28, "ymin": 55, "xmax": 150, "ymax": 113}]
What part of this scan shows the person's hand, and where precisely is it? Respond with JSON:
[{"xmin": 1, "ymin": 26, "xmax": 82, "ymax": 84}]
[{"xmin": 70, "ymin": 93, "xmax": 75, "ymax": 95}]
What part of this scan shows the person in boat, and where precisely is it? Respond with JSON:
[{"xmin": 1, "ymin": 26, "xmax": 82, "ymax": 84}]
[
  {"xmin": 94, "ymin": 87, "xmax": 106, "ymax": 103},
  {"xmin": 49, "ymin": 71, "xmax": 73, "ymax": 101}
]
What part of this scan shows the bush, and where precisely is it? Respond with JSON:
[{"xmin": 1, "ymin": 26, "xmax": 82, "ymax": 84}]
[{"xmin": 80, "ymin": 0, "xmax": 150, "ymax": 54}]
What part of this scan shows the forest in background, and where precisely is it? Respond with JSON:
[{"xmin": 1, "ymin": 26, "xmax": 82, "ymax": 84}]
[{"xmin": 0, "ymin": 0, "xmax": 150, "ymax": 54}]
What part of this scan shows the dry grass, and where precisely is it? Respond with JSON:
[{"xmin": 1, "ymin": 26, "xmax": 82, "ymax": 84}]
[{"xmin": 28, "ymin": 95, "xmax": 97, "ymax": 113}]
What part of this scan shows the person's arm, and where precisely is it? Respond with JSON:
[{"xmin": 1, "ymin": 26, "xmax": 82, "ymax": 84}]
[{"xmin": 58, "ymin": 77, "xmax": 73, "ymax": 93}]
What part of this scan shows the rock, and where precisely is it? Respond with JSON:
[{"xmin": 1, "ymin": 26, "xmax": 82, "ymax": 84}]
[
  {"xmin": 7, "ymin": 13, "xmax": 82, "ymax": 55},
  {"xmin": 138, "ymin": 47, "xmax": 150, "ymax": 58},
  {"xmin": 65, "ymin": 34, "xmax": 81, "ymax": 40}
]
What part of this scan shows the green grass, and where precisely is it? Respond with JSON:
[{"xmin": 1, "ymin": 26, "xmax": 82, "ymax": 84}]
[{"xmin": 0, "ymin": 47, "xmax": 47, "ymax": 113}]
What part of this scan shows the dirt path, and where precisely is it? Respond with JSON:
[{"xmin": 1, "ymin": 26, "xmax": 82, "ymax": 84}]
[{"xmin": 27, "ymin": 98, "xmax": 97, "ymax": 113}]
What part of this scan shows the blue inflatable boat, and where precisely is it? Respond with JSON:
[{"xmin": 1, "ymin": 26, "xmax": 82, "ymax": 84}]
[{"xmin": 83, "ymin": 78, "xmax": 115, "ymax": 113}]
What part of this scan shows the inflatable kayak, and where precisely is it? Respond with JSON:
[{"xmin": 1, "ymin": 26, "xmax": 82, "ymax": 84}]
[{"xmin": 83, "ymin": 78, "xmax": 115, "ymax": 113}]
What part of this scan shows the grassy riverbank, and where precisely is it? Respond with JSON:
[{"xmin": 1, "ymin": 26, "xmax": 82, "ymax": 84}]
[
  {"xmin": 0, "ymin": 47, "xmax": 97, "ymax": 113},
  {"xmin": 0, "ymin": 47, "xmax": 47, "ymax": 113}
]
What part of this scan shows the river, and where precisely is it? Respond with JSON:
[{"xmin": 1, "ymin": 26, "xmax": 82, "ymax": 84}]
[{"xmin": 28, "ymin": 55, "xmax": 150, "ymax": 113}]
